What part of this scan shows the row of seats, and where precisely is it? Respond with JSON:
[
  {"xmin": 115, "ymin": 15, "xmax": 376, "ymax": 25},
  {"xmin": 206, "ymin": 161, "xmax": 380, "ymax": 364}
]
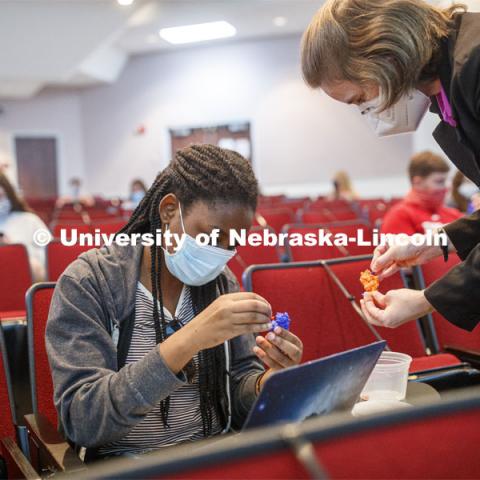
[
  {"xmin": 1, "ymin": 253, "xmax": 479, "ymax": 477},
  {"xmin": 228, "ymin": 221, "xmax": 375, "ymax": 281},
  {"xmin": 27, "ymin": 197, "xmax": 124, "ymax": 226},
  {"xmin": 243, "ymin": 255, "xmax": 480, "ymax": 377},
  {"xmin": 2, "ymin": 274, "xmax": 480, "ymax": 478},
  {"xmin": 29, "ymin": 195, "xmax": 396, "ymax": 231},
  {"xmin": 64, "ymin": 387, "xmax": 480, "ymax": 479},
  {"xmin": 255, "ymin": 197, "xmax": 399, "ymax": 233},
  {"xmin": 0, "ymin": 283, "xmax": 84, "ymax": 477},
  {"xmin": 51, "ymin": 220, "xmax": 126, "ymax": 238}
]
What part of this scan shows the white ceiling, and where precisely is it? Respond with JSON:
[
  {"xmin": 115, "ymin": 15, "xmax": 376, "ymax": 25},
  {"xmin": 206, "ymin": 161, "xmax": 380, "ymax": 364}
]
[
  {"xmin": 0, "ymin": 0, "xmax": 477, "ymax": 99},
  {"xmin": 0, "ymin": 0, "xmax": 321, "ymax": 99},
  {"xmin": 118, "ymin": 0, "xmax": 322, "ymax": 54}
]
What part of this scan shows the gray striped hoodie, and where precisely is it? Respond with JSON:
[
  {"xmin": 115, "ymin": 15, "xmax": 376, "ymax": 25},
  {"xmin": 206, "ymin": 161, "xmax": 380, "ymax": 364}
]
[{"xmin": 45, "ymin": 243, "xmax": 263, "ymax": 448}]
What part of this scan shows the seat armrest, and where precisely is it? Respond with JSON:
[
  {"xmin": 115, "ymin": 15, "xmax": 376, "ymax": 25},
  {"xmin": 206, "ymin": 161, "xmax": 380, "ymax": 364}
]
[
  {"xmin": 1, "ymin": 437, "xmax": 40, "ymax": 480},
  {"xmin": 24, "ymin": 413, "xmax": 86, "ymax": 474}
]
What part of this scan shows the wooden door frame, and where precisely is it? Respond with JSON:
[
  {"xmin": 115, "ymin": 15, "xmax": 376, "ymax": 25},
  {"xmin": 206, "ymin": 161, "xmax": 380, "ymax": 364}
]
[{"xmin": 11, "ymin": 131, "xmax": 61, "ymax": 194}]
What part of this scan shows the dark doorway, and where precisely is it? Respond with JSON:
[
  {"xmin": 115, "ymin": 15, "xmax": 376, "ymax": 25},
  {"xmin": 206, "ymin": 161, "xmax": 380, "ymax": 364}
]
[{"xmin": 15, "ymin": 136, "xmax": 58, "ymax": 198}]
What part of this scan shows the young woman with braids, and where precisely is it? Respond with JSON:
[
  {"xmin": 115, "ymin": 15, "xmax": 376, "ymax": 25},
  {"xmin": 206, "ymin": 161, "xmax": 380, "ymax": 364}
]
[{"xmin": 46, "ymin": 144, "xmax": 303, "ymax": 459}]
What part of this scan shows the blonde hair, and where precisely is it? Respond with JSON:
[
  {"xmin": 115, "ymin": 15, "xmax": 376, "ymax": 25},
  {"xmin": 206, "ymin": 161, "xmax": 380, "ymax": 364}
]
[
  {"xmin": 334, "ymin": 171, "xmax": 353, "ymax": 192},
  {"xmin": 301, "ymin": 0, "xmax": 465, "ymax": 109},
  {"xmin": 332, "ymin": 171, "xmax": 358, "ymax": 200}
]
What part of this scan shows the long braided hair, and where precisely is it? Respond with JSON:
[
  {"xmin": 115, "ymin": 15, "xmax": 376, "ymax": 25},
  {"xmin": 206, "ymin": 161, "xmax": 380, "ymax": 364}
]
[{"xmin": 119, "ymin": 144, "xmax": 258, "ymax": 436}]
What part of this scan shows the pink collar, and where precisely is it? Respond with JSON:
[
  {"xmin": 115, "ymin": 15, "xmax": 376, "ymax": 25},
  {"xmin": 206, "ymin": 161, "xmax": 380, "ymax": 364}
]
[{"xmin": 436, "ymin": 85, "xmax": 457, "ymax": 128}]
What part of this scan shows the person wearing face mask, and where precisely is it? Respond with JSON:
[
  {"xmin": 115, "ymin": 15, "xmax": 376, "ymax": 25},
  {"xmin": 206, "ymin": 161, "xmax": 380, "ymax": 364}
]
[
  {"xmin": 123, "ymin": 178, "xmax": 147, "ymax": 211},
  {"xmin": 0, "ymin": 172, "xmax": 49, "ymax": 281},
  {"xmin": 129, "ymin": 179, "xmax": 147, "ymax": 208},
  {"xmin": 381, "ymin": 151, "xmax": 462, "ymax": 236},
  {"xmin": 302, "ymin": 0, "xmax": 480, "ymax": 333},
  {"xmin": 46, "ymin": 145, "xmax": 303, "ymax": 459}
]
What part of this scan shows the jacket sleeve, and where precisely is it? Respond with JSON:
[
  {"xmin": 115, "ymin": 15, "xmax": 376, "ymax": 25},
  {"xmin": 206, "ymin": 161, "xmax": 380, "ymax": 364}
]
[
  {"xmin": 424, "ymin": 245, "xmax": 480, "ymax": 331},
  {"xmin": 46, "ymin": 273, "xmax": 187, "ymax": 448},
  {"xmin": 424, "ymin": 186, "xmax": 480, "ymax": 332},
  {"xmin": 440, "ymin": 38, "xmax": 480, "ymax": 259},
  {"xmin": 223, "ymin": 268, "xmax": 265, "ymax": 429},
  {"xmin": 444, "ymin": 209, "xmax": 480, "ymax": 260},
  {"xmin": 425, "ymin": 33, "xmax": 480, "ymax": 331}
]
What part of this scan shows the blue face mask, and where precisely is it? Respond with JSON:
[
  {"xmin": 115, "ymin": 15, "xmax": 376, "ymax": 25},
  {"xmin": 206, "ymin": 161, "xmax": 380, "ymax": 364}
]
[
  {"xmin": 131, "ymin": 191, "xmax": 145, "ymax": 205},
  {"xmin": 162, "ymin": 204, "xmax": 236, "ymax": 286},
  {"xmin": 0, "ymin": 198, "xmax": 11, "ymax": 218}
]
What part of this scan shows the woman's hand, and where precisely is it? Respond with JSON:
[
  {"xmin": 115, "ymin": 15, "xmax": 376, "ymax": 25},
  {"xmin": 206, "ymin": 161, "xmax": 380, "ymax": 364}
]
[
  {"xmin": 253, "ymin": 327, "xmax": 303, "ymax": 389},
  {"xmin": 360, "ymin": 289, "xmax": 435, "ymax": 329},
  {"xmin": 371, "ymin": 233, "xmax": 448, "ymax": 280},
  {"xmin": 160, "ymin": 292, "xmax": 272, "ymax": 375},
  {"xmin": 185, "ymin": 292, "xmax": 273, "ymax": 351}
]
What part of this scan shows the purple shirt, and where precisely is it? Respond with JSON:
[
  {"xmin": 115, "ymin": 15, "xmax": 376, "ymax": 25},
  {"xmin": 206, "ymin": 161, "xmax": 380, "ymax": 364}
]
[{"xmin": 436, "ymin": 84, "xmax": 457, "ymax": 127}]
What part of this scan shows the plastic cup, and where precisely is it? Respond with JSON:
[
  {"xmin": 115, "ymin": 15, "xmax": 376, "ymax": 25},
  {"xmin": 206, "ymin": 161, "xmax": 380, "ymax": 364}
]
[{"xmin": 360, "ymin": 351, "xmax": 412, "ymax": 401}]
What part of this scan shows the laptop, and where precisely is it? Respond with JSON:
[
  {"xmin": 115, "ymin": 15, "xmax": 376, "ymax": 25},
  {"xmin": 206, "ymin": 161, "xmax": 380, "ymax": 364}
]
[{"xmin": 243, "ymin": 341, "xmax": 386, "ymax": 430}]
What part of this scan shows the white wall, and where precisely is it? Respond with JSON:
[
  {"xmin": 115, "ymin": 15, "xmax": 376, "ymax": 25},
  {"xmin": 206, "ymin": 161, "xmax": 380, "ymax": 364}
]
[
  {"xmin": 0, "ymin": 91, "xmax": 86, "ymax": 195},
  {"xmin": 0, "ymin": 34, "xmax": 432, "ymax": 200},
  {"xmin": 80, "ymin": 35, "xmax": 414, "ymax": 198}
]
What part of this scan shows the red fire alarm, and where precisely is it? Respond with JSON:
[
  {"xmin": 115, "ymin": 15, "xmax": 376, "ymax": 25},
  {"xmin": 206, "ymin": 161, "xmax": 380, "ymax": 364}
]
[{"xmin": 135, "ymin": 124, "xmax": 146, "ymax": 135}]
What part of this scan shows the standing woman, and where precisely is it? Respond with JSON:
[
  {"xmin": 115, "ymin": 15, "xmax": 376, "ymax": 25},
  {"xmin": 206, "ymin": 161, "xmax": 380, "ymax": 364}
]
[{"xmin": 301, "ymin": 0, "xmax": 480, "ymax": 331}]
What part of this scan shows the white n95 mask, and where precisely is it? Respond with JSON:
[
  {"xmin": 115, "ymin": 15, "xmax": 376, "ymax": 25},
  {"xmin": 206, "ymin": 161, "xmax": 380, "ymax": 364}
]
[
  {"xmin": 162, "ymin": 204, "xmax": 236, "ymax": 287},
  {"xmin": 358, "ymin": 89, "xmax": 431, "ymax": 137}
]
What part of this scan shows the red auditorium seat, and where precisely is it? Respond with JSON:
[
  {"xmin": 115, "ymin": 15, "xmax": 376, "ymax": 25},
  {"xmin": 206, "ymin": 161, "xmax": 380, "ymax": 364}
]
[
  {"xmin": 326, "ymin": 223, "xmax": 373, "ymax": 256},
  {"xmin": 357, "ymin": 198, "xmax": 387, "ymax": 208},
  {"xmin": 284, "ymin": 222, "xmax": 373, "ymax": 259},
  {"xmin": 0, "ymin": 245, "xmax": 32, "ymax": 321},
  {"xmin": 0, "ymin": 327, "xmax": 38, "ymax": 479},
  {"xmin": 26, "ymin": 283, "xmax": 57, "ymax": 427},
  {"xmin": 319, "ymin": 257, "xmax": 462, "ymax": 373},
  {"xmin": 308, "ymin": 199, "xmax": 352, "ymax": 210},
  {"xmin": 302, "ymin": 209, "xmax": 360, "ymax": 224},
  {"xmin": 301, "ymin": 210, "xmax": 337, "ymax": 224},
  {"xmin": 280, "ymin": 197, "xmax": 311, "ymax": 212},
  {"xmin": 90, "ymin": 220, "xmax": 126, "ymax": 235},
  {"xmin": 52, "ymin": 223, "xmax": 92, "ymax": 239},
  {"xmin": 54, "ymin": 210, "xmax": 86, "ymax": 222},
  {"xmin": 282, "ymin": 225, "xmax": 349, "ymax": 262},
  {"xmin": 24, "ymin": 283, "xmax": 86, "ymax": 474},
  {"xmin": 227, "ymin": 226, "xmax": 282, "ymax": 283},
  {"xmin": 80, "ymin": 389, "xmax": 480, "ymax": 480},
  {"xmin": 315, "ymin": 392, "xmax": 480, "ymax": 479},
  {"xmin": 256, "ymin": 208, "xmax": 294, "ymax": 233},
  {"xmin": 243, "ymin": 257, "xmax": 461, "ymax": 373},
  {"xmin": 0, "ymin": 328, "xmax": 16, "ymax": 440},
  {"xmin": 257, "ymin": 194, "xmax": 285, "ymax": 207},
  {"xmin": 85, "ymin": 211, "xmax": 118, "ymax": 221},
  {"xmin": 46, "ymin": 241, "xmax": 92, "ymax": 281},
  {"xmin": 416, "ymin": 256, "xmax": 480, "ymax": 353},
  {"xmin": 244, "ymin": 261, "xmax": 351, "ymax": 360}
]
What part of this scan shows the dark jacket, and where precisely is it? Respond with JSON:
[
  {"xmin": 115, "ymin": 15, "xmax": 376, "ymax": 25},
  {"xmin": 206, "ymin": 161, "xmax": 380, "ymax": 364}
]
[
  {"xmin": 45, "ymin": 243, "xmax": 263, "ymax": 448},
  {"xmin": 424, "ymin": 12, "xmax": 480, "ymax": 330}
]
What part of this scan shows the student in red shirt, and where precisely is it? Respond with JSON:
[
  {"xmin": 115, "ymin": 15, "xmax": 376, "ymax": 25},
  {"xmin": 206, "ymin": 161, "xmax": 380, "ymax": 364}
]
[{"xmin": 381, "ymin": 151, "xmax": 462, "ymax": 236}]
